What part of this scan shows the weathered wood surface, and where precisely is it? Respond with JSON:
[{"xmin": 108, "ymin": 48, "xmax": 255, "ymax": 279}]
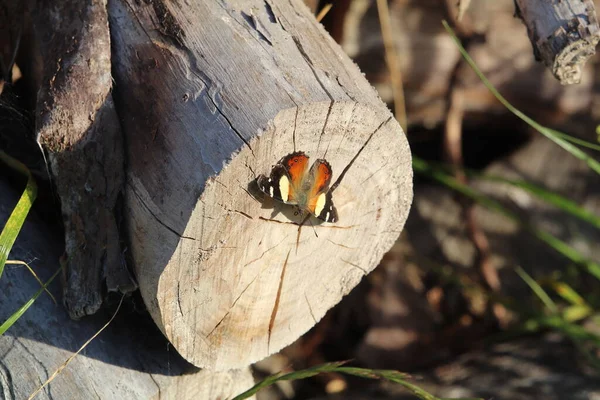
[
  {"xmin": 0, "ymin": 177, "xmax": 255, "ymax": 400},
  {"xmin": 109, "ymin": 0, "xmax": 412, "ymax": 369},
  {"xmin": 20, "ymin": 0, "xmax": 134, "ymax": 319},
  {"xmin": 514, "ymin": 0, "xmax": 600, "ymax": 85}
]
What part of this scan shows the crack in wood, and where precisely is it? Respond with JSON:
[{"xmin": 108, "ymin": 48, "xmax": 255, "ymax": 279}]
[
  {"xmin": 233, "ymin": 209, "xmax": 253, "ymax": 219},
  {"xmin": 361, "ymin": 160, "xmax": 389, "ymax": 184},
  {"xmin": 317, "ymin": 100, "xmax": 334, "ymax": 155},
  {"xmin": 217, "ymin": 202, "xmax": 254, "ymax": 219},
  {"xmin": 292, "ymin": 106, "xmax": 298, "ymax": 152},
  {"xmin": 148, "ymin": 373, "xmax": 161, "ymax": 399},
  {"xmin": 177, "ymin": 281, "xmax": 184, "ymax": 316},
  {"xmin": 213, "ymin": 179, "xmax": 233, "ymax": 196},
  {"xmin": 148, "ymin": 10, "xmax": 255, "ymax": 156},
  {"xmin": 238, "ymin": 184, "xmax": 261, "ymax": 204},
  {"xmin": 291, "ymin": 35, "xmax": 334, "ymax": 102},
  {"xmin": 0, "ymin": 346, "xmax": 17, "ymax": 400},
  {"xmin": 128, "ymin": 182, "xmax": 198, "ymax": 240},
  {"xmin": 330, "ymin": 116, "xmax": 393, "ymax": 193},
  {"xmin": 304, "ymin": 292, "xmax": 317, "ymax": 324},
  {"xmin": 326, "ymin": 239, "xmax": 355, "ymax": 249},
  {"xmin": 148, "ymin": 0, "xmax": 186, "ymax": 47},
  {"xmin": 257, "ymin": 216, "xmax": 356, "ymax": 230},
  {"xmin": 243, "ymin": 161, "xmax": 257, "ymax": 178},
  {"xmin": 340, "ymin": 258, "xmax": 367, "ymax": 275},
  {"xmin": 335, "ymin": 75, "xmax": 359, "ymax": 102},
  {"xmin": 240, "ymin": 11, "xmax": 273, "ymax": 46},
  {"xmin": 268, "ymin": 250, "xmax": 290, "ymax": 353},
  {"xmin": 258, "ymin": 216, "xmax": 299, "ymax": 225},
  {"xmin": 206, "ymin": 237, "xmax": 286, "ymax": 338},
  {"xmin": 264, "ymin": 0, "xmax": 277, "ymax": 23},
  {"xmin": 243, "ymin": 236, "xmax": 288, "ymax": 268},
  {"xmin": 15, "ymin": 337, "xmax": 49, "ymax": 394}
]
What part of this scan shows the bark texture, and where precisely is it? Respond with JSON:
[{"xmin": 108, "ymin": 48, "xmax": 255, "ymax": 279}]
[
  {"xmin": 514, "ymin": 0, "xmax": 600, "ymax": 84},
  {"xmin": 22, "ymin": 0, "xmax": 134, "ymax": 319}
]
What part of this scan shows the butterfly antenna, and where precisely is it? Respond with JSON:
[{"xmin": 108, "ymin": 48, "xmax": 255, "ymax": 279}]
[{"xmin": 307, "ymin": 216, "xmax": 318, "ymax": 238}]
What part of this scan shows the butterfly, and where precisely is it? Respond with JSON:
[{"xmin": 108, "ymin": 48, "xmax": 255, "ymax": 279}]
[{"xmin": 257, "ymin": 151, "xmax": 338, "ymax": 223}]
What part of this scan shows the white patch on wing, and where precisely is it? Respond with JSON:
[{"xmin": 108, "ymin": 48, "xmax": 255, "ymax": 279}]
[
  {"xmin": 325, "ymin": 211, "xmax": 330, "ymax": 222},
  {"xmin": 314, "ymin": 193, "xmax": 326, "ymax": 216},
  {"xmin": 269, "ymin": 186, "xmax": 274, "ymax": 197},
  {"xmin": 279, "ymin": 175, "xmax": 290, "ymax": 202}
]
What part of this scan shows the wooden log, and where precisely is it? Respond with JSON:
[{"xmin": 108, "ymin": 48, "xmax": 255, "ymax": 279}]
[
  {"xmin": 0, "ymin": 178, "xmax": 255, "ymax": 400},
  {"xmin": 108, "ymin": 0, "xmax": 413, "ymax": 369},
  {"xmin": 514, "ymin": 0, "xmax": 600, "ymax": 85},
  {"xmin": 19, "ymin": 0, "xmax": 135, "ymax": 318}
]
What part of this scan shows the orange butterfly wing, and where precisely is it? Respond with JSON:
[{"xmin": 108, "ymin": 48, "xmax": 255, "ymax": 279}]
[
  {"xmin": 272, "ymin": 151, "xmax": 308, "ymax": 204},
  {"xmin": 282, "ymin": 152, "xmax": 309, "ymax": 186},
  {"xmin": 308, "ymin": 160, "xmax": 332, "ymax": 198},
  {"xmin": 306, "ymin": 160, "xmax": 338, "ymax": 222}
]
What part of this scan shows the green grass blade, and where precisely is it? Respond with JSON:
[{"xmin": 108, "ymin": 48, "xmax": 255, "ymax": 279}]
[
  {"xmin": 414, "ymin": 159, "xmax": 600, "ymax": 229},
  {"xmin": 232, "ymin": 361, "xmax": 348, "ymax": 400},
  {"xmin": 562, "ymin": 304, "xmax": 593, "ymax": 322},
  {"xmin": 548, "ymin": 128, "xmax": 600, "ymax": 152},
  {"xmin": 551, "ymin": 281, "xmax": 587, "ymax": 306},
  {"xmin": 413, "ymin": 157, "xmax": 600, "ymax": 280},
  {"xmin": 0, "ymin": 151, "xmax": 38, "ymax": 280},
  {"xmin": 232, "ymin": 361, "xmax": 482, "ymax": 400},
  {"xmin": 473, "ymin": 174, "xmax": 600, "ymax": 230},
  {"xmin": 442, "ymin": 20, "xmax": 600, "ymax": 176},
  {"xmin": 0, "ymin": 266, "xmax": 62, "ymax": 335},
  {"xmin": 515, "ymin": 266, "xmax": 558, "ymax": 314}
]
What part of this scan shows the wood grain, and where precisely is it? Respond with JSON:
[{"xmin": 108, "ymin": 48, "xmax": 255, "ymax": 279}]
[{"xmin": 109, "ymin": 0, "xmax": 413, "ymax": 369}]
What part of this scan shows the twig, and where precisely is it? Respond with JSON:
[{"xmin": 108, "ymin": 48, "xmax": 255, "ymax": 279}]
[
  {"xmin": 316, "ymin": 4, "xmax": 333, "ymax": 23},
  {"xmin": 445, "ymin": 86, "xmax": 504, "ymax": 321},
  {"xmin": 28, "ymin": 295, "xmax": 126, "ymax": 400},
  {"xmin": 376, "ymin": 0, "xmax": 407, "ymax": 131}
]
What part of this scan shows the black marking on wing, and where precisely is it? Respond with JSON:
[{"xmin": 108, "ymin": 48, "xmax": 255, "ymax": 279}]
[{"xmin": 315, "ymin": 191, "xmax": 338, "ymax": 223}]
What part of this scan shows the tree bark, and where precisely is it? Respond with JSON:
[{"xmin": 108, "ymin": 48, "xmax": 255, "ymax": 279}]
[
  {"xmin": 514, "ymin": 0, "xmax": 600, "ymax": 85},
  {"xmin": 20, "ymin": 0, "xmax": 135, "ymax": 319},
  {"xmin": 0, "ymin": 177, "xmax": 255, "ymax": 400},
  {"xmin": 108, "ymin": 0, "xmax": 413, "ymax": 369}
]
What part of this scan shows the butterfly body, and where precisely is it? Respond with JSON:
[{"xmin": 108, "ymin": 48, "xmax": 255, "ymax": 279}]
[{"xmin": 257, "ymin": 151, "xmax": 338, "ymax": 223}]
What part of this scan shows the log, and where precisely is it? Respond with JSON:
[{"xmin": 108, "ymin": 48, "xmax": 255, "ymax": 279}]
[
  {"xmin": 514, "ymin": 0, "xmax": 600, "ymax": 85},
  {"xmin": 19, "ymin": 0, "xmax": 135, "ymax": 318},
  {"xmin": 0, "ymin": 177, "xmax": 255, "ymax": 400},
  {"xmin": 108, "ymin": 0, "xmax": 413, "ymax": 369}
]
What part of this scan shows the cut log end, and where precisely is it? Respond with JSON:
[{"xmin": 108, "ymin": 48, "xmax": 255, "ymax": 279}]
[
  {"xmin": 551, "ymin": 36, "xmax": 600, "ymax": 85},
  {"xmin": 515, "ymin": 0, "xmax": 600, "ymax": 85},
  {"xmin": 128, "ymin": 101, "xmax": 412, "ymax": 369}
]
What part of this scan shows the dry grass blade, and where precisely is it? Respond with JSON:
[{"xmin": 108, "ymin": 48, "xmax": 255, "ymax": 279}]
[
  {"xmin": 457, "ymin": 0, "xmax": 472, "ymax": 21},
  {"xmin": 316, "ymin": 3, "xmax": 333, "ymax": 23},
  {"xmin": 5, "ymin": 260, "xmax": 56, "ymax": 304},
  {"xmin": 376, "ymin": 0, "xmax": 407, "ymax": 131},
  {"xmin": 28, "ymin": 294, "xmax": 126, "ymax": 400}
]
